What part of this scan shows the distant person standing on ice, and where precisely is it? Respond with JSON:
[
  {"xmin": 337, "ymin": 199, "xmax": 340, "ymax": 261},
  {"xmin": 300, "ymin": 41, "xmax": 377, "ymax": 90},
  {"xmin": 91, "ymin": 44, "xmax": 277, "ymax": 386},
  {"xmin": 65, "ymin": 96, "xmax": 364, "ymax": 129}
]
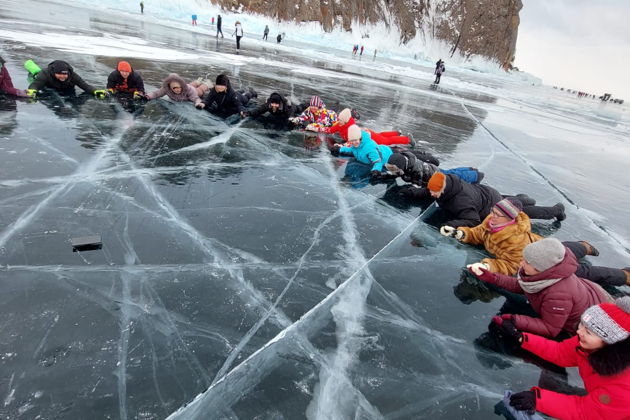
[
  {"xmin": 216, "ymin": 14, "xmax": 223, "ymax": 38},
  {"xmin": 360, "ymin": 45, "xmax": 364, "ymax": 55},
  {"xmin": 233, "ymin": 21, "xmax": 244, "ymax": 49},
  {"xmin": 373, "ymin": 49, "xmax": 377, "ymax": 60},
  {"xmin": 263, "ymin": 25, "xmax": 269, "ymax": 41},
  {"xmin": 191, "ymin": 14, "xmax": 198, "ymax": 26},
  {"xmin": 139, "ymin": 1, "xmax": 144, "ymax": 14},
  {"xmin": 276, "ymin": 33, "xmax": 282, "ymax": 43},
  {"xmin": 211, "ymin": 17, "xmax": 215, "ymax": 25},
  {"xmin": 434, "ymin": 60, "xmax": 445, "ymax": 84}
]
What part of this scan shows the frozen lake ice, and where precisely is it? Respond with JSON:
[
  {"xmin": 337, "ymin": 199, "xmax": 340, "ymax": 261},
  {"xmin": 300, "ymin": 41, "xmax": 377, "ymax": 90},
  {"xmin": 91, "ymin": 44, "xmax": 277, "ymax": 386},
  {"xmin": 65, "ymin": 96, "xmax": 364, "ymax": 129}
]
[{"xmin": 1, "ymin": 0, "xmax": 630, "ymax": 418}]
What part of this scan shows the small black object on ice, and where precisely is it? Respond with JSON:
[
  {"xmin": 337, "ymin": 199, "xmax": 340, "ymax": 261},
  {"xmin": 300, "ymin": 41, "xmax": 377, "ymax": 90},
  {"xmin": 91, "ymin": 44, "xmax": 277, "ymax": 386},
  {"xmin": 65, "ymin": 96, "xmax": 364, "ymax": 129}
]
[{"xmin": 71, "ymin": 235, "xmax": 102, "ymax": 252}]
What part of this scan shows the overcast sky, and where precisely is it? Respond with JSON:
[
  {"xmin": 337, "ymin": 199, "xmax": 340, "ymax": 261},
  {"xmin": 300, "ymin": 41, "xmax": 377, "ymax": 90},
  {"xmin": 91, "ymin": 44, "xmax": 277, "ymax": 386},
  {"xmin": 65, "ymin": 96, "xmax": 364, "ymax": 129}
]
[{"xmin": 515, "ymin": 0, "xmax": 630, "ymax": 100}]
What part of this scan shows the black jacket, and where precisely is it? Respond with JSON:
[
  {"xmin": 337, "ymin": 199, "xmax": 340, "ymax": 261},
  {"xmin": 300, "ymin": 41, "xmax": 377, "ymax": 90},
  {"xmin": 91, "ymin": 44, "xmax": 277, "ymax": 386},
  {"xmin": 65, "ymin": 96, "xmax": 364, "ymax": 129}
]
[
  {"xmin": 437, "ymin": 174, "xmax": 502, "ymax": 227},
  {"xmin": 248, "ymin": 92, "xmax": 302, "ymax": 123},
  {"xmin": 28, "ymin": 60, "xmax": 95, "ymax": 95},
  {"xmin": 106, "ymin": 69, "xmax": 145, "ymax": 94},
  {"xmin": 203, "ymin": 80, "xmax": 245, "ymax": 116},
  {"xmin": 396, "ymin": 149, "xmax": 440, "ymax": 186}
]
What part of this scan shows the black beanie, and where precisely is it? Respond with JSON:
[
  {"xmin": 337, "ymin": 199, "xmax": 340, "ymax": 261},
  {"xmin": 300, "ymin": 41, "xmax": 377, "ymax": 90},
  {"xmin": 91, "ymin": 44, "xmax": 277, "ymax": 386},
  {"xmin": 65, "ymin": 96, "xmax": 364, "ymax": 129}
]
[
  {"xmin": 387, "ymin": 153, "xmax": 408, "ymax": 171},
  {"xmin": 50, "ymin": 60, "xmax": 70, "ymax": 74},
  {"xmin": 215, "ymin": 74, "xmax": 229, "ymax": 86},
  {"xmin": 269, "ymin": 93, "xmax": 282, "ymax": 104}
]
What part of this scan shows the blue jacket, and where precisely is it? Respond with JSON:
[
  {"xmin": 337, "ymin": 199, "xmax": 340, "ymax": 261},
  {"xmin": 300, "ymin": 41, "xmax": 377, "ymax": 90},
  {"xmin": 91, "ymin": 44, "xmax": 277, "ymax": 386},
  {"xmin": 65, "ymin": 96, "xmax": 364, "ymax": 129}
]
[{"xmin": 339, "ymin": 131, "xmax": 392, "ymax": 172}]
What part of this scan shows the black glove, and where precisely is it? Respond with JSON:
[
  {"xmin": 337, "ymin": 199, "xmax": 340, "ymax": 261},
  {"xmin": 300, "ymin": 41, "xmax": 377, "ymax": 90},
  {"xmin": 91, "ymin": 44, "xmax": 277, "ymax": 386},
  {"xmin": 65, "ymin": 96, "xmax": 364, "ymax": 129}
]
[
  {"xmin": 509, "ymin": 390, "xmax": 537, "ymax": 414},
  {"xmin": 499, "ymin": 319, "xmax": 523, "ymax": 343},
  {"xmin": 330, "ymin": 146, "xmax": 340, "ymax": 157},
  {"xmin": 370, "ymin": 170, "xmax": 382, "ymax": 180}
]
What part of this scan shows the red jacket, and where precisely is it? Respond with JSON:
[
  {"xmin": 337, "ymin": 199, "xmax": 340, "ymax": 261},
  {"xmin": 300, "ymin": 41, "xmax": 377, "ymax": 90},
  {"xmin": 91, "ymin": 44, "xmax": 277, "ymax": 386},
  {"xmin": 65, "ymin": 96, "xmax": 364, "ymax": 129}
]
[
  {"xmin": 0, "ymin": 66, "xmax": 26, "ymax": 97},
  {"xmin": 323, "ymin": 116, "xmax": 355, "ymax": 140},
  {"xmin": 484, "ymin": 248, "xmax": 610, "ymax": 337},
  {"xmin": 522, "ymin": 333, "xmax": 630, "ymax": 420}
]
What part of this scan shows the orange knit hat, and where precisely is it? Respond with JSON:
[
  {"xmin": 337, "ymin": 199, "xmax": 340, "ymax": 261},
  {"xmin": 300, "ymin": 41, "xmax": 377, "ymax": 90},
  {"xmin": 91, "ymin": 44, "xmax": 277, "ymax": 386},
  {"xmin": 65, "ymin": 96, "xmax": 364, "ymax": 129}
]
[
  {"xmin": 117, "ymin": 61, "xmax": 132, "ymax": 72},
  {"xmin": 427, "ymin": 172, "xmax": 446, "ymax": 193}
]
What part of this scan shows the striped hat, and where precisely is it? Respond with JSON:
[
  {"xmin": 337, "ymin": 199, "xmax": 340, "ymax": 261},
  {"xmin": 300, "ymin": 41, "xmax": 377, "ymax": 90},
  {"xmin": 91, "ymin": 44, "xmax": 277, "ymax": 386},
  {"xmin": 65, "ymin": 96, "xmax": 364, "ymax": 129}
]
[
  {"xmin": 581, "ymin": 297, "xmax": 630, "ymax": 344},
  {"xmin": 493, "ymin": 197, "xmax": 523, "ymax": 220},
  {"xmin": 310, "ymin": 95, "xmax": 324, "ymax": 108}
]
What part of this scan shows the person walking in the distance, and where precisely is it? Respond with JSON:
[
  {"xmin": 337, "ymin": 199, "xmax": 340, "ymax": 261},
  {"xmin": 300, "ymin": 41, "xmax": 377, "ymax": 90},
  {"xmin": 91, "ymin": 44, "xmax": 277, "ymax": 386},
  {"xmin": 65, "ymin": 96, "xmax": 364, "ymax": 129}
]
[
  {"xmin": 434, "ymin": 59, "xmax": 445, "ymax": 84},
  {"xmin": 263, "ymin": 25, "xmax": 269, "ymax": 41},
  {"xmin": 191, "ymin": 14, "xmax": 198, "ymax": 26},
  {"xmin": 139, "ymin": 1, "xmax": 144, "ymax": 14},
  {"xmin": 233, "ymin": 21, "xmax": 244, "ymax": 49},
  {"xmin": 216, "ymin": 14, "xmax": 223, "ymax": 38}
]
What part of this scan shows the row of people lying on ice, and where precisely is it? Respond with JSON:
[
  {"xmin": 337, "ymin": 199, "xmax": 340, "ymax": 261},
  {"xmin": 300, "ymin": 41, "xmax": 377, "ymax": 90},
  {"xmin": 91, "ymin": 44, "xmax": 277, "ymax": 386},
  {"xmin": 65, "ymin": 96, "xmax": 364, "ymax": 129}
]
[
  {"xmin": 8, "ymin": 59, "xmax": 630, "ymax": 419},
  {"xmin": 330, "ymin": 123, "xmax": 630, "ymax": 418},
  {"xmin": 4, "ymin": 59, "xmax": 420, "ymax": 146},
  {"xmin": 433, "ymin": 189, "xmax": 630, "ymax": 418}
]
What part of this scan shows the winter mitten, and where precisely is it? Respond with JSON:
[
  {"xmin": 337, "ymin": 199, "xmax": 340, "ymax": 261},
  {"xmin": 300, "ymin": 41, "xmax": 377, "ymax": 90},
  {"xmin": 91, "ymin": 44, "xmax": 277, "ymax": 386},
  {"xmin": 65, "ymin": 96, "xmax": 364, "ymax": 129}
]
[
  {"xmin": 330, "ymin": 146, "xmax": 341, "ymax": 157},
  {"xmin": 454, "ymin": 229, "xmax": 465, "ymax": 240},
  {"xmin": 440, "ymin": 225, "xmax": 456, "ymax": 237},
  {"xmin": 26, "ymin": 89, "xmax": 37, "ymax": 98},
  {"xmin": 399, "ymin": 185, "xmax": 420, "ymax": 197},
  {"xmin": 370, "ymin": 170, "xmax": 382, "ymax": 180},
  {"xmin": 467, "ymin": 262, "xmax": 490, "ymax": 276},
  {"xmin": 509, "ymin": 390, "xmax": 536, "ymax": 414},
  {"xmin": 93, "ymin": 89, "xmax": 109, "ymax": 99},
  {"xmin": 195, "ymin": 103, "xmax": 205, "ymax": 109},
  {"xmin": 491, "ymin": 314, "xmax": 512, "ymax": 327},
  {"xmin": 133, "ymin": 91, "xmax": 144, "ymax": 100},
  {"xmin": 499, "ymin": 319, "xmax": 523, "ymax": 343}
]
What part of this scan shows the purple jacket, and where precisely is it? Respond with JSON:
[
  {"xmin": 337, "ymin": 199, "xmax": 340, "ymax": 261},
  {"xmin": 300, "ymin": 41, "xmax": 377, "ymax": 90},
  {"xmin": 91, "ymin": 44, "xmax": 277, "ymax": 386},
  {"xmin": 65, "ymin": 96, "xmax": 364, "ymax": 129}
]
[
  {"xmin": 485, "ymin": 247, "xmax": 611, "ymax": 337},
  {"xmin": 0, "ymin": 66, "xmax": 27, "ymax": 97},
  {"xmin": 146, "ymin": 73, "xmax": 201, "ymax": 105}
]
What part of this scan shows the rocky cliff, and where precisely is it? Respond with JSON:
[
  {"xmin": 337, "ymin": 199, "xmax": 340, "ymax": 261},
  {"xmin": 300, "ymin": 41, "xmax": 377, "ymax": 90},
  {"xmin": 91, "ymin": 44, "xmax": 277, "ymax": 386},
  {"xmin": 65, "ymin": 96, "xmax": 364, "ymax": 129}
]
[{"xmin": 211, "ymin": 0, "xmax": 522, "ymax": 68}]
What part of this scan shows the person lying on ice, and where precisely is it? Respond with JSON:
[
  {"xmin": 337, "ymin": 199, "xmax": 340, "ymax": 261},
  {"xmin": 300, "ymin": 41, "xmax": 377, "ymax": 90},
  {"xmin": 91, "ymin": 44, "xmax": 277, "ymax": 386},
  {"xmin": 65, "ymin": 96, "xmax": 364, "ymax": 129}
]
[
  {"xmin": 502, "ymin": 296, "xmax": 630, "ymax": 420},
  {"xmin": 425, "ymin": 171, "xmax": 566, "ymax": 227},
  {"xmin": 106, "ymin": 61, "xmax": 145, "ymax": 98},
  {"xmin": 243, "ymin": 92, "xmax": 305, "ymax": 127},
  {"xmin": 330, "ymin": 124, "xmax": 392, "ymax": 180},
  {"xmin": 145, "ymin": 73, "xmax": 209, "ymax": 108},
  {"xmin": 289, "ymin": 95, "xmax": 337, "ymax": 131},
  {"xmin": 0, "ymin": 56, "xmax": 27, "ymax": 97},
  {"xmin": 469, "ymin": 238, "xmax": 611, "ymax": 339},
  {"xmin": 442, "ymin": 197, "xmax": 630, "ymax": 287},
  {"xmin": 27, "ymin": 60, "xmax": 106, "ymax": 98},
  {"xmin": 202, "ymin": 74, "xmax": 257, "ymax": 118},
  {"xmin": 323, "ymin": 108, "xmax": 415, "ymax": 147},
  {"xmin": 385, "ymin": 150, "xmax": 481, "ymax": 199}
]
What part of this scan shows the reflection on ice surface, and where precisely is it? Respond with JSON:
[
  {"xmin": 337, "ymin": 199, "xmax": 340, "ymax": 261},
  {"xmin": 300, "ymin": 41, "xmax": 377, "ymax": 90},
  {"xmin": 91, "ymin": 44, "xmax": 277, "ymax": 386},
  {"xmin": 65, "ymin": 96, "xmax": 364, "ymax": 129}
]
[{"xmin": 1, "ymin": 0, "xmax": 629, "ymax": 419}]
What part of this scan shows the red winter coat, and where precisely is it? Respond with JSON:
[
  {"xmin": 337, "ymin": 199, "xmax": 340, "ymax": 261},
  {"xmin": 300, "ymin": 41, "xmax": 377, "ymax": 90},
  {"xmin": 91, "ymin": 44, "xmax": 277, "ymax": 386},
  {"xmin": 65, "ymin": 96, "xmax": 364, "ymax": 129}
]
[
  {"xmin": 522, "ymin": 333, "xmax": 630, "ymax": 420},
  {"xmin": 484, "ymin": 248, "xmax": 610, "ymax": 337},
  {"xmin": 323, "ymin": 116, "xmax": 355, "ymax": 140}
]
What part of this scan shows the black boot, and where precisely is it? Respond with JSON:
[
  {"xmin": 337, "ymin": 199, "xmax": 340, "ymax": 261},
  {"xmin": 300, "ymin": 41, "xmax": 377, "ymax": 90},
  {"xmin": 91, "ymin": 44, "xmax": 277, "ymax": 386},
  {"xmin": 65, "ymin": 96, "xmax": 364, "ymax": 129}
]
[
  {"xmin": 522, "ymin": 205, "xmax": 559, "ymax": 220},
  {"xmin": 515, "ymin": 194, "xmax": 536, "ymax": 206},
  {"xmin": 553, "ymin": 203, "xmax": 566, "ymax": 221}
]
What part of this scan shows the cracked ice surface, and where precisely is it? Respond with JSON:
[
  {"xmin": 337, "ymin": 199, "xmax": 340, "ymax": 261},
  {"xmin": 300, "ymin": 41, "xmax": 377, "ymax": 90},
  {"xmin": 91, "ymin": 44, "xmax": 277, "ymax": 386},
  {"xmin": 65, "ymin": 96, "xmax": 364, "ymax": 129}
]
[{"xmin": 2, "ymin": 0, "xmax": 630, "ymax": 419}]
